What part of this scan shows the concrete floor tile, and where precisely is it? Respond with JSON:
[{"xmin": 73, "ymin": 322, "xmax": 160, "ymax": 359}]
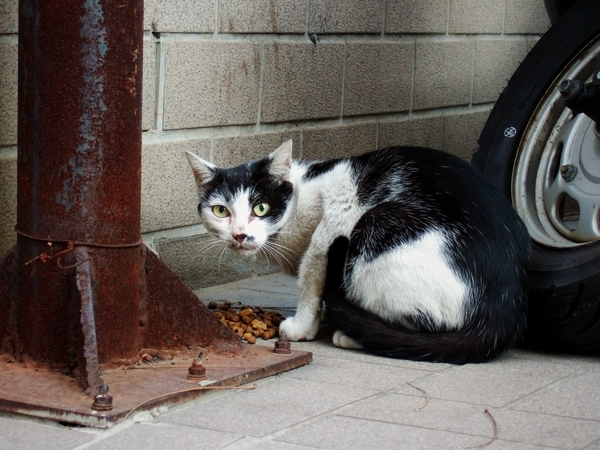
[
  {"xmin": 160, "ymin": 377, "xmax": 378, "ymax": 438},
  {"xmin": 489, "ymin": 408, "xmax": 600, "ymax": 450},
  {"xmin": 343, "ymin": 394, "xmax": 600, "ymax": 449},
  {"xmin": 394, "ymin": 357, "xmax": 577, "ymax": 407},
  {"xmin": 274, "ymin": 415, "xmax": 517, "ymax": 450},
  {"xmin": 232, "ymin": 437, "xmax": 317, "ymax": 449},
  {"xmin": 342, "ymin": 393, "xmax": 495, "ymax": 437},
  {"xmin": 510, "ymin": 348, "xmax": 600, "ymax": 369},
  {"xmin": 284, "ymin": 356, "xmax": 433, "ymax": 392},
  {"xmin": 585, "ymin": 439, "xmax": 600, "ymax": 449},
  {"xmin": 513, "ymin": 371, "xmax": 600, "ymax": 421},
  {"xmin": 0, "ymin": 416, "xmax": 93, "ymax": 450},
  {"xmin": 85, "ymin": 422, "xmax": 241, "ymax": 450},
  {"xmin": 289, "ymin": 340, "xmax": 454, "ymax": 373}
]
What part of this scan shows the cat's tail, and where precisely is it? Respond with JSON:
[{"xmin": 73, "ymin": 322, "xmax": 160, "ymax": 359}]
[{"xmin": 323, "ymin": 236, "xmax": 524, "ymax": 364}]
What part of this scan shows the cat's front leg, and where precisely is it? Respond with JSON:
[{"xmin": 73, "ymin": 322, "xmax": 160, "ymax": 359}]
[
  {"xmin": 280, "ymin": 242, "xmax": 328, "ymax": 341},
  {"xmin": 280, "ymin": 167, "xmax": 361, "ymax": 341}
]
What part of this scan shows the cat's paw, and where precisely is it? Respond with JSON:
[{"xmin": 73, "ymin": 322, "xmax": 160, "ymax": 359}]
[
  {"xmin": 280, "ymin": 315, "xmax": 320, "ymax": 341},
  {"xmin": 332, "ymin": 330, "xmax": 364, "ymax": 349}
]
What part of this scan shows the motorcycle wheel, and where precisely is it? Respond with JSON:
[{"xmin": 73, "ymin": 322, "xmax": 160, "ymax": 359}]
[{"xmin": 472, "ymin": 0, "xmax": 600, "ymax": 352}]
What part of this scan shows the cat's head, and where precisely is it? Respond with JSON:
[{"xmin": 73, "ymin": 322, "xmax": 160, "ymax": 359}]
[{"xmin": 185, "ymin": 140, "xmax": 294, "ymax": 256}]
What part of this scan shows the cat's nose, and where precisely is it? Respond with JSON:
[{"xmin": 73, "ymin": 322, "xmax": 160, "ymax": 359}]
[{"xmin": 233, "ymin": 234, "xmax": 248, "ymax": 243}]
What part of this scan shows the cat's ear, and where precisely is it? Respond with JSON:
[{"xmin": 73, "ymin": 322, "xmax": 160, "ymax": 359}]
[
  {"xmin": 268, "ymin": 139, "xmax": 293, "ymax": 181},
  {"xmin": 185, "ymin": 151, "xmax": 216, "ymax": 195}
]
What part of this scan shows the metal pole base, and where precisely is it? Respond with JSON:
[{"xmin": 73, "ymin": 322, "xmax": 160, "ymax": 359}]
[
  {"xmin": 0, "ymin": 245, "xmax": 311, "ymax": 427},
  {"xmin": 0, "ymin": 345, "xmax": 311, "ymax": 428}
]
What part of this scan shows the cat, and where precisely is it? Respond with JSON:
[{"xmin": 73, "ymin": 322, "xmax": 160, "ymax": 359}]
[{"xmin": 185, "ymin": 140, "xmax": 530, "ymax": 364}]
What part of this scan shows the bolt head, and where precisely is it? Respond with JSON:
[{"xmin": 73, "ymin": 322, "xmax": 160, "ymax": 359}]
[
  {"xmin": 560, "ymin": 164, "xmax": 578, "ymax": 181},
  {"xmin": 559, "ymin": 79, "xmax": 583, "ymax": 102},
  {"xmin": 273, "ymin": 337, "xmax": 292, "ymax": 354},
  {"xmin": 92, "ymin": 385, "xmax": 113, "ymax": 411},
  {"xmin": 187, "ymin": 360, "xmax": 207, "ymax": 380}
]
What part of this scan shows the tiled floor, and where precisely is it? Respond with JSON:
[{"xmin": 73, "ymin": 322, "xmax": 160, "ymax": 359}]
[{"xmin": 1, "ymin": 273, "xmax": 599, "ymax": 450}]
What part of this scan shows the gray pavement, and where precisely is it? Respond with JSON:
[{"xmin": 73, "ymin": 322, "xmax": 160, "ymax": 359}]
[{"xmin": 1, "ymin": 273, "xmax": 599, "ymax": 450}]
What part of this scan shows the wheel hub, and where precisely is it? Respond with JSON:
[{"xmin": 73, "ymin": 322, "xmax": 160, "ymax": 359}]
[
  {"xmin": 512, "ymin": 36, "xmax": 600, "ymax": 248},
  {"xmin": 543, "ymin": 114, "xmax": 600, "ymax": 242}
]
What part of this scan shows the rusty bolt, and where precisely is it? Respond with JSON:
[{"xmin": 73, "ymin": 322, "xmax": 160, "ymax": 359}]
[
  {"xmin": 187, "ymin": 354, "xmax": 207, "ymax": 380},
  {"xmin": 92, "ymin": 384, "xmax": 113, "ymax": 412},
  {"xmin": 273, "ymin": 336, "xmax": 292, "ymax": 354},
  {"xmin": 560, "ymin": 164, "xmax": 578, "ymax": 182}
]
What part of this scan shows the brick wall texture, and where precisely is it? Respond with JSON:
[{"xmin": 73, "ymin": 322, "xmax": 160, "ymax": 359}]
[{"xmin": 0, "ymin": 0, "xmax": 549, "ymax": 287}]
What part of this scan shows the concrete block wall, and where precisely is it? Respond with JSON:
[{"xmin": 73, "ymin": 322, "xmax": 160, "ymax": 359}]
[{"xmin": 0, "ymin": 0, "xmax": 549, "ymax": 288}]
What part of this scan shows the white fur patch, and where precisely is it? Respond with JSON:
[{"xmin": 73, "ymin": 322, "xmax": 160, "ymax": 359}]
[
  {"xmin": 333, "ymin": 330, "xmax": 364, "ymax": 349},
  {"xmin": 279, "ymin": 161, "xmax": 366, "ymax": 341},
  {"xmin": 203, "ymin": 188, "xmax": 281, "ymax": 254},
  {"xmin": 347, "ymin": 229, "xmax": 467, "ymax": 330}
]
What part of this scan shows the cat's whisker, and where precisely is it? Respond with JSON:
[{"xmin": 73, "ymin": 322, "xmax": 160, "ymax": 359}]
[
  {"xmin": 262, "ymin": 242, "xmax": 297, "ymax": 269},
  {"xmin": 257, "ymin": 247, "xmax": 275, "ymax": 270},
  {"xmin": 217, "ymin": 244, "xmax": 230, "ymax": 271},
  {"xmin": 273, "ymin": 230, "xmax": 305, "ymax": 241},
  {"xmin": 264, "ymin": 239, "xmax": 292, "ymax": 254},
  {"xmin": 191, "ymin": 238, "xmax": 227, "ymax": 263},
  {"xmin": 260, "ymin": 245, "xmax": 286, "ymax": 269}
]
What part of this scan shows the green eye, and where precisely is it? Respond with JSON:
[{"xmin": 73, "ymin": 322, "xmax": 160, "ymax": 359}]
[
  {"xmin": 212, "ymin": 205, "xmax": 229, "ymax": 218},
  {"xmin": 252, "ymin": 203, "xmax": 271, "ymax": 217}
]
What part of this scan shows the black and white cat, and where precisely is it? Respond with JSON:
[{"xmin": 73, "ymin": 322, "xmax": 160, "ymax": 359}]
[{"xmin": 186, "ymin": 140, "xmax": 530, "ymax": 364}]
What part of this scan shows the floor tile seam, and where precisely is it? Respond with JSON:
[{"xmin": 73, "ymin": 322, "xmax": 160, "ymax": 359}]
[
  {"xmin": 337, "ymin": 405, "xmax": 600, "ymax": 448},
  {"xmin": 248, "ymin": 390, "xmax": 390, "ymax": 442},
  {"xmin": 501, "ymin": 370, "xmax": 591, "ymax": 410},
  {"xmin": 500, "ymin": 406, "xmax": 600, "ymax": 425},
  {"xmin": 71, "ymin": 416, "xmax": 223, "ymax": 448},
  {"xmin": 333, "ymin": 413, "xmax": 502, "ymax": 443},
  {"xmin": 151, "ymin": 391, "xmax": 386, "ymax": 447},
  {"xmin": 210, "ymin": 424, "xmax": 563, "ymax": 450},
  {"xmin": 511, "ymin": 354, "xmax": 600, "ymax": 369},
  {"xmin": 70, "ymin": 420, "xmax": 243, "ymax": 450},
  {"xmin": 290, "ymin": 351, "xmax": 453, "ymax": 374},
  {"xmin": 377, "ymin": 390, "xmax": 600, "ymax": 424},
  {"xmin": 291, "ymin": 412, "xmax": 531, "ymax": 446},
  {"xmin": 583, "ymin": 437, "xmax": 600, "ymax": 449},
  {"xmin": 387, "ymin": 388, "xmax": 555, "ymax": 412},
  {"xmin": 385, "ymin": 390, "xmax": 516, "ymax": 410},
  {"xmin": 279, "ymin": 372, "xmax": 429, "ymax": 394},
  {"xmin": 222, "ymin": 434, "xmax": 331, "ymax": 450},
  {"xmin": 278, "ymin": 368, "xmax": 444, "ymax": 397},
  {"xmin": 143, "ymin": 419, "xmax": 246, "ymax": 437}
]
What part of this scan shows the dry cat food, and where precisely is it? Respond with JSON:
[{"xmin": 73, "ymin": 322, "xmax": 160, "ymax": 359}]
[{"xmin": 208, "ymin": 301, "xmax": 284, "ymax": 344}]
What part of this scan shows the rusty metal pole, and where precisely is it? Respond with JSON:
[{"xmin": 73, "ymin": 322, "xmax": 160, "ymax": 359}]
[
  {"xmin": 1, "ymin": 0, "xmax": 246, "ymax": 377},
  {"xmin": 0, "ymin": 0, "xmax": 310, "ymax": 426},
  {"xmin": 13, "ymin": 0, "xmax": 144, "ymax": 385}
]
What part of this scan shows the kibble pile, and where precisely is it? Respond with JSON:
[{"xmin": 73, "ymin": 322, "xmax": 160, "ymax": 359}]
[{"xmin": 208, "ymin": 301, "xmax": 285, "ymax": 344}]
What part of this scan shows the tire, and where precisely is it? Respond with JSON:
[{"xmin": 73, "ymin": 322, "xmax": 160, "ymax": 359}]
[{"xmin": 472, "ymin": 0, "xmax": 600, "ymax": 352}]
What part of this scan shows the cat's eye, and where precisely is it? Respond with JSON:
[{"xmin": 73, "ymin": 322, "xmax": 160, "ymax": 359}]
[
  {"xmin": 252, "ymin": 203, "xmax": 271, "ymax": 217},
  {"xmin": 212, "ymin": 205, "xmax": 230, "ymax": 218}
]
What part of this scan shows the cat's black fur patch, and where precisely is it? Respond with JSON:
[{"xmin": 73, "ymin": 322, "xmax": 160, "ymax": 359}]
[
  {"xmin": 323, "ymin": 147, "xmax": 530, "ymax": 364},
  {"xmin": 201, "ymin": 158, "xmax": 293, "ymax": 224},
  {"xmin": 303, "ymin": 159, "xmax": 339, "ymax": 180}
]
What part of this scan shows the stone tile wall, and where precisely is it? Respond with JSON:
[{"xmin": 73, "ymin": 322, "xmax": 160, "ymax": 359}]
[{"xmin": 0, "ymin": 0, "xmax": 550, "ymax": 287}]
